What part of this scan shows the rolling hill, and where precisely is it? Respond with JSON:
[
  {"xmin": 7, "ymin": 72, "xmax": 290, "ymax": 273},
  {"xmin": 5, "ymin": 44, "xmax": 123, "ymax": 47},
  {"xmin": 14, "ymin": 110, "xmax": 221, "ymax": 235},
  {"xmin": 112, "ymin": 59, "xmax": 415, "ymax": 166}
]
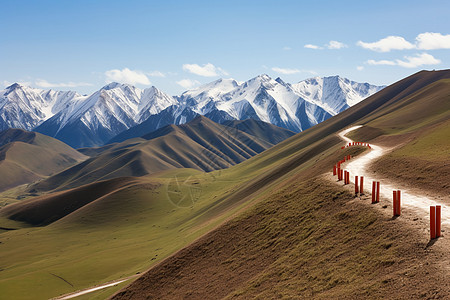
[
  {"xmin": 30, "ymin": 116, "xmax": 294, "ymax": 192},
  {"xmin": 0, "ymin": 70, "xmax": 448, "ymax": 299},
  {"xmin": 0, "ymin": 129, "xmax": 86, "ymax": 193},
  {"xmin": 110, "ymin": 69, "xmax": 450, "ymax": 299}
]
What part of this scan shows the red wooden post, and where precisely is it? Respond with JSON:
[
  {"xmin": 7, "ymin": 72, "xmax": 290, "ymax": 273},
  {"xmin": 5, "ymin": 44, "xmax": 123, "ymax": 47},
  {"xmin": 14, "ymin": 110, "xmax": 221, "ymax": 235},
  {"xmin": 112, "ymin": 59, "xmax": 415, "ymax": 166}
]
[
  {"xmin": 333, "ymin": 165, "xmax": 336, "ymax": 176},
  {"xmin": 360, "ymin": 176, "xmax": 364, "ymax": 194},
  {"xmin": 340, "ymin": 169, "xmax": 343, "ymax": 181},
  {"xmin": 436, "ymin": 205, "xmax": 441, "ymax": 238},
  {"xmin": 372, "ymin": 181, "xmax": 376, "ymax": 203},
  {"xmin": 376, "ymin": 182, "xmax": 380, "ymax": 203},
  {"xmin": 393, "ymin": 191, "xmax": 397, "ymax": 216},
  {"xmin": 396, "ymin": 190, "xmax": 401, "ymax": 216},
  {"xmin": 355, "ymin": 176, "xmax": 359, "ymax": 195},
  {"xmin": 430, "ymin": 206, "xmax": 436, "ymax": 239}
]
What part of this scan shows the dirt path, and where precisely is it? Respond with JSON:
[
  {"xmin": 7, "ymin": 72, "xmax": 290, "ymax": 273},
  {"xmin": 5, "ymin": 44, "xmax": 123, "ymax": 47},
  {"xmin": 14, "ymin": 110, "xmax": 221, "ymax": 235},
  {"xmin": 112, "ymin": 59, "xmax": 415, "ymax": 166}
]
[
  {"xmin": 337, "ymin": 125, "xmax": 449, "ymax": 227},
  {"xmin": 51, "ymin": 275, "xmax": 138, "ymax": 300}
]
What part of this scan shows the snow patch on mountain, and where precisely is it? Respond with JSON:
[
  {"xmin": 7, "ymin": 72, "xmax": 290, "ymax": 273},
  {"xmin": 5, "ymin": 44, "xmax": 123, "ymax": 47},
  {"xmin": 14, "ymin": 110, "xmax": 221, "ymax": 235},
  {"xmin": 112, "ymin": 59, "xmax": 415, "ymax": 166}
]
[{"xmin": 1, "ymin": 75, "xmax": 384, "ymax": 147}]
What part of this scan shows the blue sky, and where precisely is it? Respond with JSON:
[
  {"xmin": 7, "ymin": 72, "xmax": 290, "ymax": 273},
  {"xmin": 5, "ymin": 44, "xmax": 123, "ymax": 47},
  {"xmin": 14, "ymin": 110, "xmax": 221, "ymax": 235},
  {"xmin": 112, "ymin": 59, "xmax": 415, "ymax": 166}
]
[{"xmin": 1, "ymin": 0, "xmax": 449, "ymax": 95}]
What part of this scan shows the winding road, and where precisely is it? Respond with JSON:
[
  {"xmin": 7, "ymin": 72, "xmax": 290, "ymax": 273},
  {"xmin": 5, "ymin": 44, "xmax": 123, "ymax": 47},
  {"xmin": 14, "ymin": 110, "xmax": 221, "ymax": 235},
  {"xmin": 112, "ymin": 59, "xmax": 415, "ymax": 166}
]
[{"xmin": 338, "ymin": 125, "xmax": 448, "ymax": 226}]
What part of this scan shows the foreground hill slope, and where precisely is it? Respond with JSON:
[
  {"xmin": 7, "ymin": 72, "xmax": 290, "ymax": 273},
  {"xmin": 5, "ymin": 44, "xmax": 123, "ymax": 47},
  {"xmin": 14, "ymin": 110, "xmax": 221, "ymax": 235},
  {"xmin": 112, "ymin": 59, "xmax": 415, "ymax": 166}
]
[
  {"xmin": 112, "ymin": 69, "xmax": 450, "ymax": 299},
  {"xmin": 30, "ymin": 116, "xmax": 290, "ymax": 192},
  {"xmin": 0, "ymin": 129, "xmax": 86, "ymax": 192},
  {"xmin": 347, "ymin": 77, "xmax": 450, "ymax": 196},
  {"xmin": 0, "ymin": 70, "xmax": 448, "ymax": 299}
]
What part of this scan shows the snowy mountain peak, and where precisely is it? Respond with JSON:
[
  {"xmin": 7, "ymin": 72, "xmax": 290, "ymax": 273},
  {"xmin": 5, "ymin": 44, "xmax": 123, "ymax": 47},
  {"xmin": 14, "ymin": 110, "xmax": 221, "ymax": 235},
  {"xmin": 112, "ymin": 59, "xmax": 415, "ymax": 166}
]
[
  {"xmin": 275, "ymin": 77, "xmax": 287, "ymax": 85},
  {"xmin": 291, "ymin": 76, "xmax": 385, "ymax": 114},
  {"xmin": 5, "ymin": 83, "xmax": 24, "ymax": 91},
  {"xmin": 3, "ymin": 75, "xmax": 384, "ymax": 147},
  {"xmin": 102, "ymin": 82, "xmax": 127, "ymax": 90}
]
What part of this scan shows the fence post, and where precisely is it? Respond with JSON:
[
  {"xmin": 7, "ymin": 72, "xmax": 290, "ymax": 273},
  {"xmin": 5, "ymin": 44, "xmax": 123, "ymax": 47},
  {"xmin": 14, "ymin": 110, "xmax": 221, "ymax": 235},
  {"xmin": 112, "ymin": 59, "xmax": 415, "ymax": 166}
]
[
  {"xmin": 396, "ymin": 190, "xmax": 401, "ymax": 216},
  {"xmin": 376, "ymin": 182, "xmax": 380, "ymax": 203},
  {"xmin": 430, "ymin": 206, "xmax": 436, "ymax": 239},
  {"xmin": 436, "ymin": 205, "xmax": 441, "ymax": 238},
  {"xmin": 393, "ymin": 191, "xmax": 397, "ymax": 216},
  {"xmin": 355, "ymin": 176, "xmax": 359, "ymax": 195},
  {"xmin": 333, "ymin": 165, "xmax": 336, "ymax": 176},
  {"xmin": 360, "ymin": 176, "xmax": 364, "ymax": 195},
  {"xmin": 372, "ymin": 182, "xmax": 376, "ymax": 204}
]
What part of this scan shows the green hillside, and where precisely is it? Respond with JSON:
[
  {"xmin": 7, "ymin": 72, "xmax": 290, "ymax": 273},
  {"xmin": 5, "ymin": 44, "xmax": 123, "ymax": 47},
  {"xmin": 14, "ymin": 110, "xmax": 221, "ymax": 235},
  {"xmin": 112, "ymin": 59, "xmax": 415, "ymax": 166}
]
[
  {"xmin": 0, "ymin": 70, "xmax": 449, "ymax": 299},
  {"xmin": 0, "ymin": 129, "xmax": 86, "ymax": 193},
  {"xmin": 30, "ymin": 116, "xmax": 287, "ymax": 192}
]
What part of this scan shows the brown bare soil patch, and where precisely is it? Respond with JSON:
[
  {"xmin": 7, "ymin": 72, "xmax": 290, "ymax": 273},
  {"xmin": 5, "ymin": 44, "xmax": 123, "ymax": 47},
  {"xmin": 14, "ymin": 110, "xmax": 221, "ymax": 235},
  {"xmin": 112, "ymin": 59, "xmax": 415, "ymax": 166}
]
[{"xmin": 371, "ymin": 156, "xmax": 450, "ymax": 198}]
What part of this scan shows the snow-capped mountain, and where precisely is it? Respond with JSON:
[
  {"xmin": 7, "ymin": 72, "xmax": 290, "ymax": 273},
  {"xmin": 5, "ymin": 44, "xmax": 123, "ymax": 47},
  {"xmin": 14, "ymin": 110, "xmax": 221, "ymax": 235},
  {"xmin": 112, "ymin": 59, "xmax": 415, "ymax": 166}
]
[
  {"xmin": 35, "ymin": 83, "xmax": 177, "ymax": 147},
  {"xmin": 110, "ymin": 75, "xmax": 383, "ymax": 144},
  {"xmin": 291, "ymin": 76, "xmax": 384, "ymax": 115},
  {"xmin": 177, "ymin": 74, "xmax": 383, "ymax": 132},
  {"xmin": 0, "ymin": 83, "xmax": 82, "ymax": 130},
  {"xmin": 1, "ymin": 75, "xmax": 383, "ymax": 147}
]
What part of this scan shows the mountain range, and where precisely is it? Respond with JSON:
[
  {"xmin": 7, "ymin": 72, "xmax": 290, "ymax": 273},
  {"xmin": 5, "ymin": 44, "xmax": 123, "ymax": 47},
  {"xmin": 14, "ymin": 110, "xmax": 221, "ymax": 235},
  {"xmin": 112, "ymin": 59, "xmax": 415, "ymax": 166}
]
[
  {"xmin": 30, "ymin": 116, "xmax": 295, "ymax": 192},
  {"xmin": 0, "ymin": 69, "xmax": 449, "ymax": 300},
  {"xmin": 1, "ymin": 75, "xmax": 384, "ymax": 148}
]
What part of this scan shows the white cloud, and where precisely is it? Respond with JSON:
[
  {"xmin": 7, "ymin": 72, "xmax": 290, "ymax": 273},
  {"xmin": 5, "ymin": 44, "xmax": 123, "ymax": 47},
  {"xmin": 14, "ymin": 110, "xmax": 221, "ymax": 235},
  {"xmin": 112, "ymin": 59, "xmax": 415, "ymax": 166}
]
[
  {"xmin": 367, "ymin": 53, "xmax": 441, "ymax": 68},
  {"xmin": 35, "ymin": 79, "xmax": 93, "ymax": 88},
  {"xmin": 356, "ymin": 66, "xmax": 364, "ymax": 71},
  {"xmin": 358, "ymin": 32, "xmax": 450, "ymax": 52},
  {"xmin": 357, "ymin": 36, "xmax": 415, "ymax": 52},
  {"xmin": 176, "ymin": 79, "xmax": 201, "ymax": 89},
  {"xmin": 147, "ymin": 71, "xmax": 165, "ymax": 77},
  {"xmin": 326, "ymin": 40, "xmax": 347, "ymax": 49},
  {"xmin": 104, "ymin": 68, "xmax": 151, "ymax": 85},
  {"xmin": 304, "ymin": 44, "xmax": 323, "ymax": 50},
  {"xmin": 416, "ymin": 32, "xmax": 450, "ymax": 50},
  {"xmin": 182, "ymin": 63, "xmax": 228, "ymax": 77},
  {"xmin": 396, "ymin": 53, "xmax": 441, "ymax": 68},
  {"xmin": 367, "ymin": 59, "xmax": 397, "ymax": 66},
  {"xmin": 271, "ymin": 67, "xmax": 301, "ymax": 75},
  {"xmin": 283, "ymin": 46, "xmax": 292, "ymax": 51}
]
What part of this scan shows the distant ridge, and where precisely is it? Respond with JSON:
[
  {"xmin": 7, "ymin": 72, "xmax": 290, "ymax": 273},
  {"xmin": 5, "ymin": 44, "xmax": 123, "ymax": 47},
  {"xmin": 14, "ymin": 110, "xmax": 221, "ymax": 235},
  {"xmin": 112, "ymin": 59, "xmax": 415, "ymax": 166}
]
[
  {"xmin": 0, "ymin": 128, "xmax": 86, "ymax": 192},
  {"xmin": 30, "ymin": 116, "xmax": 294, "ymax": 192}
]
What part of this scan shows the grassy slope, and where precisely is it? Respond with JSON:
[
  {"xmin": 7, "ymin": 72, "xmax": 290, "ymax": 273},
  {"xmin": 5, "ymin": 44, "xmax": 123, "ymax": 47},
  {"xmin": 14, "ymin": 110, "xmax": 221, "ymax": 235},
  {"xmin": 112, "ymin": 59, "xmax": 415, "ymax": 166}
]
[
  {"xmin": 0, "ymin": 129, "xmax": 86, "ymax": 193},
  {"xmin": 347, "ymin": 78, "xmax": 450, "ymax": 195},
  {"xmin": 111, "ymin": 69, "xmax": 450, "ymax": 299},
  {"xmin": 0, "ymin": 70, "xmax": 449, "ymax": 299},
  {"xmin": 220, "ymin": 118, "xmax": 296, "ymax": 144},
  {"xmin": 30, "ymin": 116, "xmax": 275, "ymax": 192},
  {"xmin": 0, "ymin": 126, "xmax": 349, "ymax": 299},
  {"xmin": 113, "ymin": 177, "xmax": 449, "ymax": 299}
]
